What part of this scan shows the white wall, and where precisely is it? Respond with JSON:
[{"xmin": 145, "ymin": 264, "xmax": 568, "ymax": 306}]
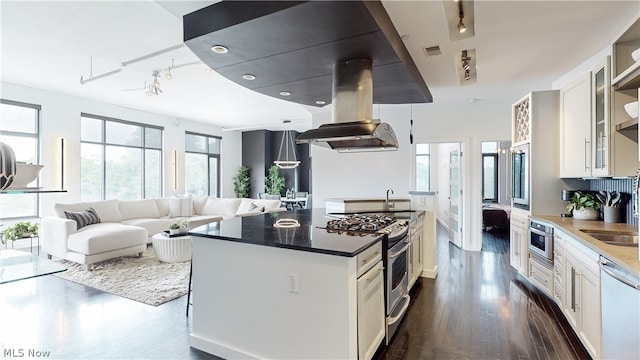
[
  {"xmin": 311, "ymin": 100, "xmax": 512, "ymax": 251},
  {"xmin": 1, "ymin": 82, "xmax": 241, "ymax": 217}
]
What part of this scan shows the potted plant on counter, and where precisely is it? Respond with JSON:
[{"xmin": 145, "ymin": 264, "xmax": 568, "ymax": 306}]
[{"xmin": 567, "ymin": 191, "xmax": 601, "ymax": 220}]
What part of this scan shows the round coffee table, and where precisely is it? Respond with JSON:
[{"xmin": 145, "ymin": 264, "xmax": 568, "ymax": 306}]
[{"xmin": 151, "ymin": 233, "xmax": 192, "ymax": 263}]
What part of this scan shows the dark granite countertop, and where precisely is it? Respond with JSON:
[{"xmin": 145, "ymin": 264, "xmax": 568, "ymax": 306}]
[{"xmin": 188, "ymin": 208, "xmax": 388, "ymax": 257}]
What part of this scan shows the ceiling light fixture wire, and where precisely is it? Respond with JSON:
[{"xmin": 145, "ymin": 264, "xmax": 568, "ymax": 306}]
[{"xmin": 274, "ymin": 129, "xmax": 300, "ymax": 169}]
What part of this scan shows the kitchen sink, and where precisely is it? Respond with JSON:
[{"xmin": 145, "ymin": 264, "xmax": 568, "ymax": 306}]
[{"xmin": 579, "ymin": 229, "xmax": 639, "ymax": 247}]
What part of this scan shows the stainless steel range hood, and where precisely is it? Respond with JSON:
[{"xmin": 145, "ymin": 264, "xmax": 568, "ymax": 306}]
[{"xmin": 296, "ymin": 59, "xmax": 399, "ymax": 152}]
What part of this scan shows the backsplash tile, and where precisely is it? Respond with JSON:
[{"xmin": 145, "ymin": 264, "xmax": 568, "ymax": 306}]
[{"xmin": 589, "ymin": 178, "xmax": 637, "ymax": 226}]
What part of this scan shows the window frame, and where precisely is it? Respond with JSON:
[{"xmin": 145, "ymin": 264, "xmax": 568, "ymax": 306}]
[
  {"xmin": 415, "ymin": 143, "xmax": 431, "ymax": 192},
  {"xmin": 482, "ymin": 153, "xmax": 499, "ymax": 203},
  {"xmin": 0, "ymin": 99, "xmax": 42, "ymax": 220},
  {"xmin": 80, "ymin": 113, "xmax": 163, "ymax": 200},
  {"xmin": 185, "ymin": 131, "xmax": 221, "ymax": 197}
]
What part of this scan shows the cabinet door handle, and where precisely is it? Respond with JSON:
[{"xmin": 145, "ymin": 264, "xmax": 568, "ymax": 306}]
[
  {"xmin": 364, "ymin": 267, "xmax": 383, "ymax": 288},
  {"xmin": 601, "ymin": 134, "xmax": 607, "ymax": 168},
  {"xmin": 584, "ymin": 138, "xmax": 590, "ymax": 171},
  {"xmin": 361, "ymin": 251, "xmax": 380, "ymax": 266},
  {"xmin": 570, "ymin": 267, "xmax": 580, "ymax": 311}
]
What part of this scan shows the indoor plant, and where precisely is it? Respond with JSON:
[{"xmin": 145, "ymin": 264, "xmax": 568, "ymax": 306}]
[
  {"xmin": 567, "ymin": 191, "xmax": 601, "ymax": 220},
  {"xmin": 1, "ymin": 221, "xmax": 39, "ymax": 245},
  {"xmin": 233, "ymin": 165, "xmax": 251, "ymax": 198},
  {"xmin": 264, "ymin": 165, "xmax": 285, "ymax": 196},
  {"xmin": 168, "ymin": 219, "xmax": 189, "ymax": 235}
]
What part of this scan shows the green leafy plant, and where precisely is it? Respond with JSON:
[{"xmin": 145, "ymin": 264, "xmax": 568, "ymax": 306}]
[
  {"xmin": 233, "ymin": 165, "xmax": 251, "ymax": 198},
  {"xmin": 567, "ymin": 191, "xmax": 601, "ymax": 212},
  {"xmin": 265, "ymin": 165, "xmax": 285, "ymax": 196},
  {"xmin": 2, "ymin": 221, "xmax": 39, "ymax": 244}
]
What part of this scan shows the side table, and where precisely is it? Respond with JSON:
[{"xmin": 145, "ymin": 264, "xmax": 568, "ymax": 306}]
[
  {"xmin": 151, "ymin": 233, "xmax": 192, "ymax": 263},
  {"xmin": 2, "ymin": 236, "xmax": 40, "ymax": 256}
]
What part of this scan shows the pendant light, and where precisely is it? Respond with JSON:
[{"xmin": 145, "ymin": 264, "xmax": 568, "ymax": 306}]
[{"xmin": 274, "ymin": 129, "xmax": 300, "ymax": 169}]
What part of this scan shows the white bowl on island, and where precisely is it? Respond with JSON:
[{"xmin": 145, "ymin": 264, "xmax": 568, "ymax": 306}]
[
  {"xmin": 632, "ymin": 48, "xmax": 640, "ymax": 62},
  {"xmin": 624, "ymin": 101, "xmax": 639, "ymax": 119},
  {"xmin": 7, "ymin": 163, "xmax": 44, "ymax": 188}
]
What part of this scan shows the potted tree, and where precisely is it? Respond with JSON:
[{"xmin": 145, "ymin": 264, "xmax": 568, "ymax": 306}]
[
  {"xmin": 567, "ymin": 191, "xmax": 601, "ymax": 220},
  {"xmin": 233, "ymin": 165, "xmax": 251, "ymax": 198},
  {"xmin": 1, "ymin": 221, "xmax": 39, "ymax": 245},
  {"xmin": 264, "ymin": 165, "xmax": 285, "ymax": 196}
]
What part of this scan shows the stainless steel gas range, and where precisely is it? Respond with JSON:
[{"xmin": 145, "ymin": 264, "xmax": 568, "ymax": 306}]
[{"xmin": 325, "ymin": 213, "xmax": 410, "ymax": 344}]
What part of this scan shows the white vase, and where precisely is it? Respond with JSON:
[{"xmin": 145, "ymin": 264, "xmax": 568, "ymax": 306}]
[{"xmin": 572, "ymin": 207, "xmax": 599, "ymax": 220}]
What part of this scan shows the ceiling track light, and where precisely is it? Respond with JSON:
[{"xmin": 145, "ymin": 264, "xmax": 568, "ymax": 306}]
[
  {"xmin": 461, "ymin": 50, "xmax": 472, "ymax": 81},
  {"xmin": 165, "ymin": 59, "xmax": 174, "ymax": 80},
  {"xmin": 458, "ymin": 1, "xmax": 466, "ymax": 33},
  {"xmin": 146, "ymin": 71, "xmax": 163, "ymax": 96}
]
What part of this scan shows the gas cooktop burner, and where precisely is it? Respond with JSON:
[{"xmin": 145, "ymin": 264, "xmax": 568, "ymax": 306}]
[{"xmin": 326, "ymin": 214, "xmax": 397, "ymax": 233}]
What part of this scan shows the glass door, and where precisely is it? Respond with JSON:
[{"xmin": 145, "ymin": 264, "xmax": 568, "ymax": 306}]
[
  {"xmin": 448, "ymin": 147, "xmax": 462, "ymax": 248},
  {"xmin": 592, "ymin": 57, "xmax": 610, "ymax": 176}
]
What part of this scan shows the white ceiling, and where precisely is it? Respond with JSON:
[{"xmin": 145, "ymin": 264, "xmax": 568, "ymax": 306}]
[{"xmin": 1, "ymin": 1, "xmax": 638, "ymax": 132}]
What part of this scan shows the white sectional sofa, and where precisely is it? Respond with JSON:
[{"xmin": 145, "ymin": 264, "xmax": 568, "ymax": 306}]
[{"xmin": 41, "ymin": 197, "xmax": 284, "ymax": 269}]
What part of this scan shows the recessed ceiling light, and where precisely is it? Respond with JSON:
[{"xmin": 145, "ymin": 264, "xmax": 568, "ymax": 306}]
[
  {"xmin": 242, "ymin": 74, "xmax": 256, "ymax": 80},
  {"xmin": 315, "ymin": 100, "xmax": 326, "ymax": 105},
  {"xmin": 211, "ymin": 45, "xmax": 228, "ymax": 54},
  {"xmin": 279, "ymin": 91, "xmax": 291, "ymax": 96}
]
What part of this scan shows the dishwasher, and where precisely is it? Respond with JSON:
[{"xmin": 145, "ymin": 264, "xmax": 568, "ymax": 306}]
[{"xmin": 599, "ymin": 256, "xmax": 640, "ymax": 359}]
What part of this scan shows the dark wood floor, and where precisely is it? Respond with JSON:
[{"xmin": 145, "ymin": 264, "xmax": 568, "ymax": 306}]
[
  {"xmin": 376, "ymin": 225, "xmax": 590, "ymax": 360},
  {"xmin": 0, "ymin": 225, "xmax": 590, "ymax": 360}
]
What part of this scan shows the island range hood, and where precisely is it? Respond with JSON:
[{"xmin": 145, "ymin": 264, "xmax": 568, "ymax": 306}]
[
  {"xmin": 183, "ymin": 1, "xmax": 432, "ymax": 151},
  {"xmin": 296, "ymin": 59, "xmax": 398, "ymax": 152}
]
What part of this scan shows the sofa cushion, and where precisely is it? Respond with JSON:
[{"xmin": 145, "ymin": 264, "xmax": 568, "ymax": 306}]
[
  {"xmin": 55, "ymin": 199, "xmax": 122, "ymax": 222},
  {"xmin": 121, "ymin": 218, "xmax": 176, "ymax": 238},
  {"xmin": 237, "ymin": 198, "xmax": 264, "ymax": 215},
  {"xmin": 67, "ymin": 223, "xmax": 147, "ymax": 255},
  {"xmin": 90, "ymin": 199, "xmax": 123, "ymax": 222},
  {"xmin": 64, "ymin": 208, "xmax": 101, "ymax": 229},
  {"xmin": 185, "ymin": 215, "xmax": 223, "ymax": 230},
  {"xmin": 118, "ymin": 199, "xmax": 160, "ymax": 221},
  {"xmin": 201, "ymin": 198, "xmax": 242, "ymax": 217},
  {"xmin": 192, "ymin": 196, "xmax": 209, "ymax": 215},
  {"xmin": 169, "ymin": 196, "xmax": 193, "ymax": 217},
  {"xmin": 156, "ymin": 198, "xmax": 171, "ymax": 217}
]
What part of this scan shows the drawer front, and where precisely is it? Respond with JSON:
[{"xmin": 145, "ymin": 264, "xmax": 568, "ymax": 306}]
[
  {"xmin": 357, "ymin": 242, "xmax": 383, "ymax": 278},
  {"xmin": 529, "ymin": 257, "xmax": 553, "ymax": 294}
]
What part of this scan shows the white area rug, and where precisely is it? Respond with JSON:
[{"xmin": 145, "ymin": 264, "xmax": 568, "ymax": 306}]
[{"xmin": 54, "ymin": 247, "xmax": 190, "ymax": 306}]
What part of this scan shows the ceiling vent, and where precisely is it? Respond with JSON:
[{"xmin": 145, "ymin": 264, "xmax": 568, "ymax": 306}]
[{"xmin": 423, "ymin": 45, "xmax": 442, "ymax": 57}]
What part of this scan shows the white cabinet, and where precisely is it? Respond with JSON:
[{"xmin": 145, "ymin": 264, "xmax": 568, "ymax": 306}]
[
  {"xmin": 509, "ymin": 211, "xmax": 529, "ymax": 274},
  {"xmin": 408, "ymin": 213, "xmax": 424, "ymax": 288},
  {"xmin": 560, "ymin": 73, "xmax": 592, "ymax": 177},
  {"xmin": 556, "ymin": 230, "xmax": 602, "ymax": 359},
  {"xmin": 528, "ymin": 256, "xmax": 553, "ymax": 295},
  {"xmin": 591, "ymin": 58, "xmax": 612, "ymax": 177},
  {"xmin": 357, "ymin": 260, "xmax": 385, "ymax": 360}
]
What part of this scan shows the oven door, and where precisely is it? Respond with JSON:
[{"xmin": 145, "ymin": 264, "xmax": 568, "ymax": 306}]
[
  {"xmin": 528, "ymin": 227, "xmax": 553, "ymax": 260},
  {"xmin": 387, "ymin": 237, "xmax": 409, "ymax": 314}
]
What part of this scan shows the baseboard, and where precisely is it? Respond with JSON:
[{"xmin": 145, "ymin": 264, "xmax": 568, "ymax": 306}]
[
  {"xmin": 420, "ymin": 265, "xmax": 438, "ymax": 279},
  {"xmin": 189, "ymin": 334, "xmax": 260, "ymax": 360}
]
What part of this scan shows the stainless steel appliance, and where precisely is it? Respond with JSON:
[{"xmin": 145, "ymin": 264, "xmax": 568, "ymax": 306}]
[
  {"xmin": 324, "ymin": 213, "xmax": 410, "ymax": 344},
  {"xmin": 528, "ymin": 220, "xmax": 553, "ymax": 261},
  {"xmin": 511, "ymin": 144, "xmax": 530, "ymax": 210},
  {"xmin": 599, "ymin": 257, "xmax": 640, "ymax": 359}
]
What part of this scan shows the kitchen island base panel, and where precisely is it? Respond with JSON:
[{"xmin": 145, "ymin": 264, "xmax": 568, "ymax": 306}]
[{"xmin": 190, "ymin": 236, "xmax": 360, "ymax": 359}]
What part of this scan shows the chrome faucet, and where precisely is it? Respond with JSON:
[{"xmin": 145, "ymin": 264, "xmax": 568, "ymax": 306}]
[{"xmin": 385, "ymin": 188, "xmax": 395, "ymax": 210}]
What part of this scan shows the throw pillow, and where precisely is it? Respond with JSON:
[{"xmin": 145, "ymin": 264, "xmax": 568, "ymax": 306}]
[
  {"xmin": 249, "ymin": 202, "xmax": 265, "ymax": 213},
  {"xmin": 169, "ymin": 196, "xmax": 193, "ymax": 217},
  {"xmin": 65, "ymin": 208, "xmax": 101, "ymax": 229}
]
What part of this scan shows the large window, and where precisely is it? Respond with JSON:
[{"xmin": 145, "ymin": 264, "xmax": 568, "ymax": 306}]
[
  {"xmin": 0, "ymin": 100, "xmax": 41, "ymax": 219},
  {"xmin": 482, "ymin": 142, "xmax": 499, "ymax": 203},
  {"xmin": 415, "ymin": 143, "xmax": 430, "ymax": 191},
  {"xmin": 81, "ymin": 114, "xmax": 162, "ymax": 201},
  {"xmin": 185, "ymin": 132, "xmax": 221, "ymax": 197}
]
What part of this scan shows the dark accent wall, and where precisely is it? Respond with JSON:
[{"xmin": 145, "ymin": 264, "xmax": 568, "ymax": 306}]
[
  {"xmin": 589, "ymin": 178, "xmax": 637, "ymax": 226},
  {"xmin": 242, "ymin": 130, "xmax": 311, "ymax": 197}
]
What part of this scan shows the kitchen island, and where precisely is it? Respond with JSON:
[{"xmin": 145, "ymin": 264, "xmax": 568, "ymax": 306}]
[{"xmin": 187, "ymin": 209, "xmax": 394, "ymax": 360}]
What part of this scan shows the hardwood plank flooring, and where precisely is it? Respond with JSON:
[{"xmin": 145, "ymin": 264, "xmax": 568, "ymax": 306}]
[
  {"xmin": 375, "ymin": 225, "xmax": 590, "ymax": 360},
  {"xmin": 0, "ymin": 225, "xmax": 590, "ymax": 359}
]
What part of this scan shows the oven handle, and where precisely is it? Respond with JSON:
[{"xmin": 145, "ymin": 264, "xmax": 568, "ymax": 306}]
[
  {"xmin": 388, "ymin": 243, "xmax": 410, "ymax": 258},
  {"xmin": 529, "ymin": 226, "xmax": 551, "ymax": 237},
  {"xmin": 387, "ymin": 294, "xmax": 410, "ymax": 325}
]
